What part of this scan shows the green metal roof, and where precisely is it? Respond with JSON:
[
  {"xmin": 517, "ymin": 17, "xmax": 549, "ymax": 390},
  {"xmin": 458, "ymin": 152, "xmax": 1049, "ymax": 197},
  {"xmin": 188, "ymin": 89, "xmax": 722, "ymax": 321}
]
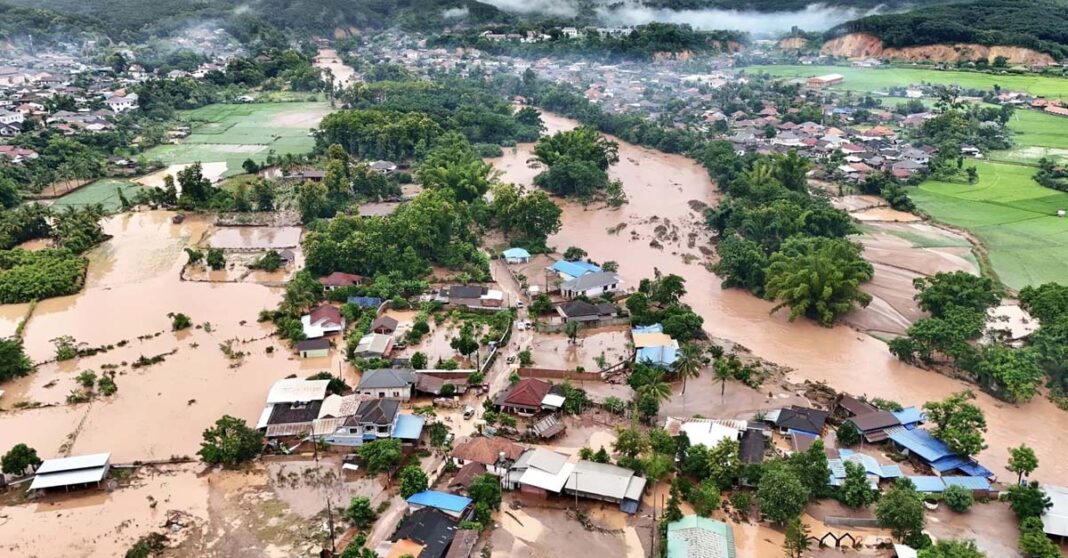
[{"xmin": 667, "ymin": 516, "xmax": 736, "ymax": 558}]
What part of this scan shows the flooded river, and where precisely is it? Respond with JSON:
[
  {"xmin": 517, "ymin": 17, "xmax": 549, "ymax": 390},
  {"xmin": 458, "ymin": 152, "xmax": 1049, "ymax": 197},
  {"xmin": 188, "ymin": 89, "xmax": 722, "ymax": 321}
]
[
  {"xmin": 314, "ymin": 48, "xmax": 358, "ymax": 89},
  {"xmin": 490, "ymin": 112, "xmax": 1068, "ymax": 482}
]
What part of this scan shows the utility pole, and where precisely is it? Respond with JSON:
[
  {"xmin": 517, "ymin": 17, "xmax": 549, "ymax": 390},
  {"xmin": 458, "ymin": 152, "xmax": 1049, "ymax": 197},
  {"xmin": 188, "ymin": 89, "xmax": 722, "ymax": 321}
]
[{"xmin": 312, "ymin": 433, "xmax": 337, "ymax": 554}]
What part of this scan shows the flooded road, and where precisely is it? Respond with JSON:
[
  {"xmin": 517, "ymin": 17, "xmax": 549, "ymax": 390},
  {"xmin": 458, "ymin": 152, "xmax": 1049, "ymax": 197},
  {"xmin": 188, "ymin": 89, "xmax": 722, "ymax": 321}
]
[
  {"xmin": 315, "ymin": 48, "xmax": 358, "ymax": 89},
  {"xmin": 490, "ymin": 112, "xmax": 1068, "ymax": 481}
]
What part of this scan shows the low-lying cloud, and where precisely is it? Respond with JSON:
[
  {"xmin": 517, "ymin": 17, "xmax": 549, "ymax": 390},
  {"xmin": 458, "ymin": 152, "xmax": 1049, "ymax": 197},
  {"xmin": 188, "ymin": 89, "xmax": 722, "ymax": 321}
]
[
  {"xmin": 479, "ymin": 0, "xmax": 579, "ymax": 18},
  {"xmin": 596, "ymin": 4, "xmax": 880, "ymax": 35},
  {"xmin": 443, "ymin": 7, "xmax": 471, "ymax": 19}
]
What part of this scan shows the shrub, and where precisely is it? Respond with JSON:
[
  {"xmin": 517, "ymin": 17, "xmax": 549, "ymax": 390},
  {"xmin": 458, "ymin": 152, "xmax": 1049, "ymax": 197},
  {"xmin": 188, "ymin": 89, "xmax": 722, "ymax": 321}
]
[{"xmin": 943, "ymin": 484, "xmax": 974, "ymax": 512}]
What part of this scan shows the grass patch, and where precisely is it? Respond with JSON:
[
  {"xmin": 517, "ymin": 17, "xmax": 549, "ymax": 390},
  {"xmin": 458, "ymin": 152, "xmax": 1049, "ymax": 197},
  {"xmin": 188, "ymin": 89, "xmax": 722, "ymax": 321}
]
[
  {"xmin": 747, "ymin": 65, "xmax": 1068, "ymax": 100},
  {"xmin": 912, "ymin": 160, "xmax": 1068, "ymax": 289},
  {"xmin": 143, "ymin": 102, "xmax": 332, "ymax": 177}
]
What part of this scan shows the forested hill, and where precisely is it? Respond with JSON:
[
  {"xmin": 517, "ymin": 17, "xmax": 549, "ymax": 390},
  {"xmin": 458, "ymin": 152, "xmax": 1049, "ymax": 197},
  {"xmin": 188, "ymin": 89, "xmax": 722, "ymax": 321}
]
[
  {"xmin": 641, "ymin": 0, "xmax": 945, "ymax": 10},
  {"xmin": 0, "ymin": 0, "xmax": 512, "ymax": 41},
  {"xmin": 828, "ymin": 0, "xmax": 1068, "ymax": 60}
]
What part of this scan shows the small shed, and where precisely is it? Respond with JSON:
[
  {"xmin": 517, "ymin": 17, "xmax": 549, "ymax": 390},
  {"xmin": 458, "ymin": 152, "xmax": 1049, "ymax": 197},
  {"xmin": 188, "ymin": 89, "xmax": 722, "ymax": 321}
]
[
  {"xmin": 371, "ymin": 315, "xmax": 399, "ymax": 335},
  {"xmin": 30, "ymin": 453, "xmax": 111, "ymax": 492},
  {"xmin": 295, "ymin": 338, "xmax": 331, "ymax": 358},
  {"xmin": 502, "ymin": 247, "xmax": 531, "ymax": 264}
]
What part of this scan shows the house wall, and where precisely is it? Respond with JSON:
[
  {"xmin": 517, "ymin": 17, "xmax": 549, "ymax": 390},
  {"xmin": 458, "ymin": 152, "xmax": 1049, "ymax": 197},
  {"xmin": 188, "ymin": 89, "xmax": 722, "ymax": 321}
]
[
  {"xmin": 355, "ymin": 387, "xmax": 411, "ymax": 401},
  {"xmin": 299, "ymin": 348, "xmax": 330, "ymax": 358}
]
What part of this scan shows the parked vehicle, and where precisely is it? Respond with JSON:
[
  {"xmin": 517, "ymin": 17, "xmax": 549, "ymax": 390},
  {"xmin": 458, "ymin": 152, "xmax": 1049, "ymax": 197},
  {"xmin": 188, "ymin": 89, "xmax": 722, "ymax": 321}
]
[{"xmin": 463, "ymin": 406, "xmax": 476, "ymax": 420}]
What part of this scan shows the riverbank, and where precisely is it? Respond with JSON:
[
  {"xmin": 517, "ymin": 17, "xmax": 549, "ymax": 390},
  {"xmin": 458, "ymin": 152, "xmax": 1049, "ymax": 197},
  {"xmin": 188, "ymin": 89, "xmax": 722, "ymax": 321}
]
[{"xmin": 490, "ymin": 110, "xmax": 1068, "ymax": 482}]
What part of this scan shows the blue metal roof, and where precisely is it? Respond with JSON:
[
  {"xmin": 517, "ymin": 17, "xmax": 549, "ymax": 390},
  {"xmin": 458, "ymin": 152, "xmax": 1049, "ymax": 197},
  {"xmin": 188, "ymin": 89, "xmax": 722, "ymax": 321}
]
[
  {"xmin": 392, "ymin": 414, "xmax": 426, "ymax": 441},
  {"xmin": 347, "ymin": 296, "xmax": 383, "ymax": 308},
  {"xmin": 406, "ymin": 490, "xmax": 473, "ymax": 513},
  {"xmin": 880, "ymin": 464, "xmax": 904, "ymax": 478},
  {"xmin": 957, "ymin": 461, "xmax": 994, "ymax": 478},
  {"xmin": 886, "ymin": 427, "xmax": 953, "ymax": 463},
  {"xmin": 908, "ymin": 476, "xmax": 947, "ymax": 493},
  {"xmin": 637, "ymin": 344, "xmax": 678, "ymax": 367},
  {"xmin": 632, "ymin": 323, "xmax": 664, "ymax": 334},
  {"xmin": 503, "ymin": 248, "xmax": 531, "ymax": 259},
  {"xmin": 892, "ymin": 407, "xmax": 925, "ymax": 426},
  {"xmin": 930, "ymin": 455, "xmax": 969, "ymax": 473},
  {"xmin": 551, "ymin": 260, "xmax": 601, "ymax": 278},
  {"xmin": 943, "ymin": 476, "xmax": 992, "ymax": 491}
]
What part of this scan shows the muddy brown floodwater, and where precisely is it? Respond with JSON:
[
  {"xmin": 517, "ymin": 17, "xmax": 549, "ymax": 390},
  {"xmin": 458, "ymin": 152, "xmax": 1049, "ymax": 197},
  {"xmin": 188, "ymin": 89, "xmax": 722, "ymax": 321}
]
[
  {"xmin": 489, "ymin": 112, "xmax": 1068, "ymax": 482},
  {"xmin": 314, "ymin": 48, "xmax": 358, "ymax": 89}
]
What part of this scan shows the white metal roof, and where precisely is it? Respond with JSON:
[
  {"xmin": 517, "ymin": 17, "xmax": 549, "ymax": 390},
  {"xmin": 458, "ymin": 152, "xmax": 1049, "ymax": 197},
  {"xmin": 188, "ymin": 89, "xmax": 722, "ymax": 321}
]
[
  {"xmin": 680, "ymin": 421, "xmax": 742, "ymax": 450},
  {"xmin": 525, "ymin": 448, "xmax": 569, "ymax": 474},
  {"xmin": 30, "ymin": 453, "xmax": 111, "ymax": 490},
  {"xmin": 256, "ymin": 406, "xmax": 274, "ymax": 429},
  {"xmin": 567, "ymin": 460, "xmax": 638, "ymax": 500},
  {"xmin": 1042, "ymin": 484, "xmax": 1068, "ymax": 537},
  {"xmin": 520, "ymin": 461, "xmax": 574, "ymax": 493},
  {"xmin": 541, "ymin": 394, "xmax": 566, "ymax": 409},
  {"xmin": 35, "ymin": 452, "xmax": 110, "ymax": 475},
  {"xmin": 893, "ymin": 545, "xmax": 918, "ymax": 558},
  {"xmin": 266, "ymin": 379, "xmax": 329, "ymax": 405}
]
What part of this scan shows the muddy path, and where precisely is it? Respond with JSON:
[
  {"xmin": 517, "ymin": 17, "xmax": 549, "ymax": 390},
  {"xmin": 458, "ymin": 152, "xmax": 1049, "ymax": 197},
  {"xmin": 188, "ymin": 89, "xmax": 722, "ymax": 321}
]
[{"xmin": 490, "ymin": 111, "xmax": 1068, "ymax": 482}]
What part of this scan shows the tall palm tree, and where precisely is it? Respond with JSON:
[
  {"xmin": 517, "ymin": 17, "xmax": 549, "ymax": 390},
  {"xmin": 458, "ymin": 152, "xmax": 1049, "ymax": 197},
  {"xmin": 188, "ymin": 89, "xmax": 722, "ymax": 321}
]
[
  {"xmin": 713, "ymin": 354, "xmax": 743, "ymax": 402},
  {"xmin": 674, "ymin": 342, "xmax": 704, "ymax": 395},
  {"xmin": 637, "ymin": 369, "xmax": 672, "ymax": 406}
]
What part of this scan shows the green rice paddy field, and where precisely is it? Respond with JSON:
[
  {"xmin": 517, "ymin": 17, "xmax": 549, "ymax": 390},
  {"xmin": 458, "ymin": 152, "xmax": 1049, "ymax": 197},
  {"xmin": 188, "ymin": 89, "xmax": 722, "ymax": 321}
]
[
  {"xmin": 143, "ymin": 102, "xmax": 331, "ymax": 177},
  {"xmin": 912, "ymin": 161, "xmax": 1068, "ymax": 289},
  {"xmin": 747, "ymin": 65, "xmax": 1068, "ymax": 100},
  {"xmin": 50, "ymin": 178, "xmax": 141, "ymax": 212}
]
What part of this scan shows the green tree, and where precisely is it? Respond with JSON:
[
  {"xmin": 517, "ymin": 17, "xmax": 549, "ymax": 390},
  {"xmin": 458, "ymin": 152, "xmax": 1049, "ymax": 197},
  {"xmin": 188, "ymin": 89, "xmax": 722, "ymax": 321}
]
[
  {"xmin": 840, "ymin": 461, "xmax": 877, "ymax": 509},
  {"xmin": 176, "ymin": 163, "xmax": 212, "ymax": 204},
  {"xmin": 918, "ymin": 539, "xmax": 986, "ymax": 558},
  {"xmin": 169, "ymin": 312, "xmax": 192, "ymax": 331},
  {"xmin": 529, "ymin": 294, "xmax": 553, "ymax": 315},
  {"xmin": 1007, "ymin": 481, "xmax": 1052, "ymax": 521},
  {"xmin": 923, "ymin": 391, "xmax": 987, "ymax": 458},
  {"xmin": 783, "ymin": 516, "xmax": 811, "ymax": 558},
  {"xmin": 344, "ymin": 496, "xmax": 377, "ymax": 529},
  {"xmin": 943, "ymin": 484, "xmax": 974, "ymax": 513},
  {"xmin": 688, "ymin": 478, "xmax": 721, "ymax": 517},
  {"xmin": 358, "ymin": 439, "xmax": 402, "ymax": 475},
  {"xmin": 410, "ymin": 351, "xmax": 428, "ymax": 370},
  {"xmin": 297, "ymin": 180, "xmax": 329, "ymax": 223},
  {"xmin": 757, "ymin": 462, "xmax": 809, "ymax": 524},
  {"xmin": 1007, "ymin": 444, "xmax": 1039, "ymax": 484},
  {"xmin": 913, "ymin": 272, "xmax": 999, "ymax": 318},
  {"xmin": 674, "ymin": 342, "xmax": 704, "ymax": 395},
  {"xmin": 206, "ymin": 248, "xmax": 226, "ymax": 270},
  {"xmin": 197, "ymin": 415, "xmax": 263, "ymax": 465},
  {"xmin": 712, "ymin": 353, "xmax": 743, "ymax": 400},
  {"xmin": 635, "ymin": 368, "xmax": 672, "ymax": 408},
  {"xmin": 450, "ymin": 322, "xmax": 479, "ymax": 359},
  {"xmin": 253, "ymin": 180, "xmax": 275, "ymax": 211},
  {"xmin": 764, "ymin": 237, "xmax": 874, "ymax": 326},
  {"xmin": 664, "ymin": 481, "xmax": 684, "ymax": 523},
  {"xmin": 468, "ymin": 473, "xmax": 503, "ymax": 510},
  {"xmin": 2, "ymin": 443, "xmax": 42, "ymax": 475},
  {"xmin": 787, "ymin": 439, "xmax": 831, "ymax": 498},
  {"xmin": 876, "ymin": 478, "xmax": 925, "ymax": 542},
  {"xmin": 836, "ymin": 421, "xmax": 861, "ymax": 447},
  {"xmin": 399, "ymin": 465, "xmax": 429, "ymax": 498},
  {"xmin": 533, "ymin": 127, "xmax": 619, "ymax": 171},
  {"xmin": 1018, "ymin": 516, "xmax": 1062, "ymax": 558},
  {"xmin": 613, "ymin": 425, "xmax": 648, "ymax": 459}
]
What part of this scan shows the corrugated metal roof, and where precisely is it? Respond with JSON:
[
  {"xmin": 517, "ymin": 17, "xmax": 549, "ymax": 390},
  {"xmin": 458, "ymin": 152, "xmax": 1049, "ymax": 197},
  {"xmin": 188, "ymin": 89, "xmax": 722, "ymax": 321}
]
[
  {"xmin": 266, "ymin": 379, "xmax": 329, "ymax": 404},
  {"xmin": 637, "ymin": 343, "xmax": 679, "ymax": 367},
  {"xmin": 567, "ymin": 460, "xmax": 637, "ymax": 500},
  {"xmin": 1042, "ymin": 484, "xmax": 1068, "ymax": 537},
  {"xmin": 908, "ymin": 476, "xmax": 947, "ymax": 493},
  {"xmin": 407, "ymin": 490, "xmax": 473, "ymax": 513},
  {"xmin": 30, "ymin": 466, "xmax": 109, "ymax": 490},
  {"xmin": 525, "ymin": 448, "xmax": 569, "ymax": 474},
  {"xmin": 502, "ymin": 248, "xmax": 530, "ymax": 259},
  {"xmin": 667, "ymin": 516, "xmax": 736, "ymax": 558},
  {"xmin": 942, "ymin": 476, "xmax": 991, "ymax": 491},
  {"xmin": 886, "ymin": 427, "xmax": 953, "ymax": 463},
  {"xmin": 392, "ymin": 414, "xmax": 426, "ymax": 440},
  {"xmin": 892, "ymin": 407, "xmax": 925, "ymax": 425},
  {"xmin": 519, "ymin": 461, "xmax": 574, "ymax": 493},
  {"xmin": 35, "ymin": 453, "xmax": 110, "ymax": 475},
  {"xmin": 551, "ymin": 260, "xmax": 601, "ymax": 278}
]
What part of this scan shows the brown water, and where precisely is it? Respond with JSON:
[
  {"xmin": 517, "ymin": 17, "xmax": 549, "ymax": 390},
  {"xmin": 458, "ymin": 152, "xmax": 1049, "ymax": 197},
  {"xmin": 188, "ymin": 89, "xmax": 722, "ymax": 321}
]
[
  {"xmin": 204, "ymin": 226, "xmax": 302, "ymax": 249},
  {"xmin": 491, "ymin": 112, "xmax": 1068, "ymax": 482},
  {"xmin": 315, "ymin": 48, "xmax": 358, "ymax": 89},
  {"xmin": 0, "ymin": 211, "xmax": 363, "ymax": 464}
]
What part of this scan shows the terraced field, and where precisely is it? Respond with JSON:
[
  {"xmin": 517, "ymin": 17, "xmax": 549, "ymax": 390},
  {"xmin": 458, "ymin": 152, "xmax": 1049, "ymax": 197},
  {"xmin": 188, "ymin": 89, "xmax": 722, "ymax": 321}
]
[{"xmin": 143, "ymin": 102, "xmax": 331, "ymax": 177}]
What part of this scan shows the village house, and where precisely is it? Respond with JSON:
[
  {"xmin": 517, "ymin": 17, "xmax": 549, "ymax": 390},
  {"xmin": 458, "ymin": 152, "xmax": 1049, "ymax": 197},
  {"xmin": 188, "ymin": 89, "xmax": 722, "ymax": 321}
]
[
  {"xmin": 300, "ymin": 304, "xmax": 345, "ymax": 339},
  {"xmin": 370, "ymin": 315, "xmax": 398, "ymax": 335},
  {"xmin": 347, "ymin": 295, "xmax": 384, "ymax": 309},
  {"xmin": 1041, "ymin": 485, "xmax": 1068, "ymax": 541},
  {"xmin": 294, "ymin": 337, "xmax": 331, "ymax": 358},
  {"xmin": 562, "ymin": 460, "xmax": 647, "ymax": 514},
  {"xmin": 389, "ymin": 507, "xmax": 460, "ymax": 558},
  {"xmin": 494, "ymin": 378, "xmax": 563, "ymax": 416},
  {"xmin": 450, "ymin": 436, "xmax": 526, "ymax": 477},
  {"xmin": 318, "ymin": 271, "xmax": 364, "ymax": 290},
  {"xmin": 105, "ymin": 94, "xmax": 138, "ymax": 113},
  {"xmin": 414, "ymin": 374, "xmax": 469, "ymax": 396},
  {"xmin": 369, "ymin": 160, "xmax": 398, "ymax": 174},
  {"xmin": 559, "ymin": 271, "xmax": 622, "ymax": 299},
  {"xmin": 768, "ymin": 406, "xmax": 828, "ymax": 437},
  {"xmin": 555, "ymin": 299, "xmax": 619, "ymax": 324},
  {"xmin": 323, "ymin": 398, "xmax": 425, "ymax": 447},
  {"xmin": 441, "ymin": 285, "xmax": 505, "ymax": 308},
  {"xmin": 0, "ymin": 145, "xmax": 38, "ymax": 163},
  {"xmin": 0, "ymin": 108, "xmax": 24, "ymax": 126},
  {"xmin": 256, "ymin": 378, "xmax": 330, "ymax": 432},
  {"xmin": 355, "ymin": 369, "xmax": 415, "ymax": 400},
  {"xmin": 353, "ymin": 332, "xmax": 394, "ymax": 358},
  {"xmin": 549, "ymin": 260, "xmax": 601, "ymax": 282},
  {"xmin": 407, "ymin": 490, "xmax": 474, "ymax": 521},
  {"xmin": 502, "ymin": 247, "xmax": 531, "ymax": 264},
  {"xmin": 633, "ymin": 324, "xmax": 679, "ymax": 368}
]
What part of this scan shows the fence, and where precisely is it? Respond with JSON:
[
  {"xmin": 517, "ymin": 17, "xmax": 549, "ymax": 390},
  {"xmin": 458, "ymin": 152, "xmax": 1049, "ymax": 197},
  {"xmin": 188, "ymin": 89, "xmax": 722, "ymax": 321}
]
[
  {"xmin": 517, "ymin": 367, "xmax": 604, "ymax": 382},
  {"xmin": 823, "ymin": 516, "xmax": 879, "ymax": 528},
  {"xmin": 538, "ymin": 316, "xmax": 633, "ymax": 333}
]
